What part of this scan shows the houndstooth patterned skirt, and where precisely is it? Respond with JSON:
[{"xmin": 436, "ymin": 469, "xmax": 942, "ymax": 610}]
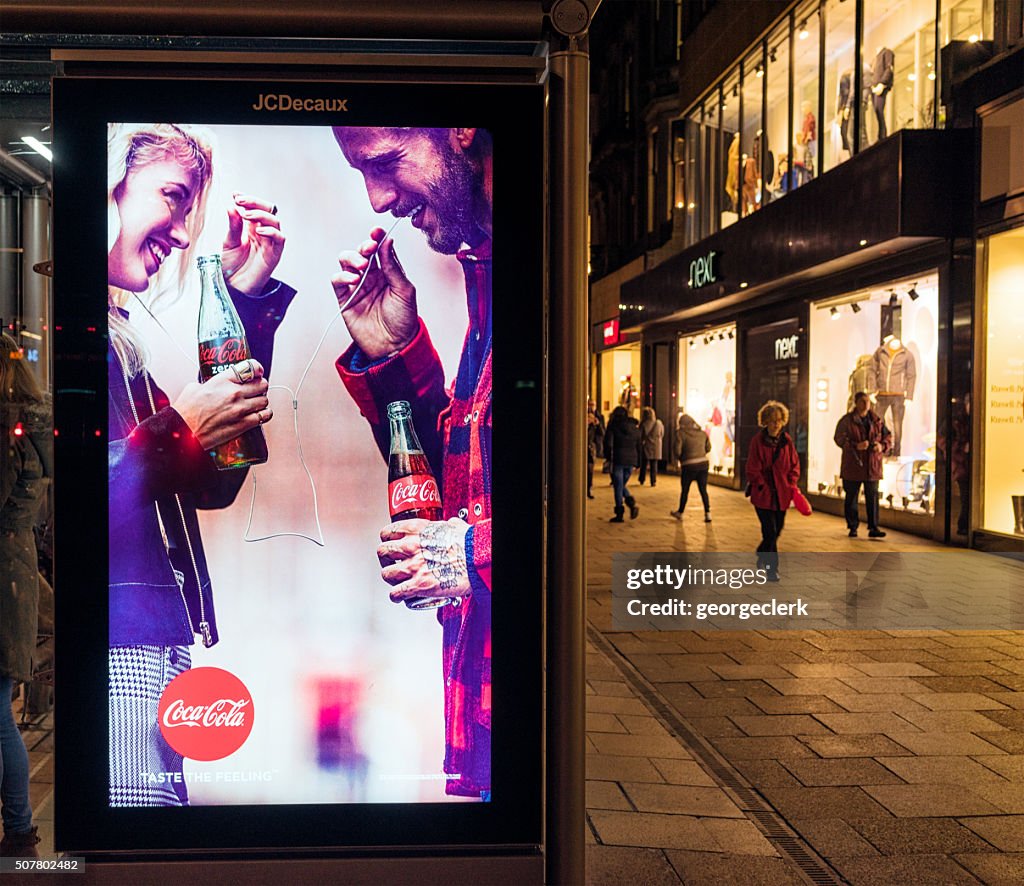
[{"xmin": 109, "ymin": 644, "xmax": 191, "ymax": 807}]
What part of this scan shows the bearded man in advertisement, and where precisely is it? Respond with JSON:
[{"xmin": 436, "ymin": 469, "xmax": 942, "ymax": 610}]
[{"xmin": 331, "ymin": 126, "xmax": 493, "ymax": 799}]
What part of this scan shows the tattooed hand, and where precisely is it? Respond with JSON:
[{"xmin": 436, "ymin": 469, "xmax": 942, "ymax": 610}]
[{"xmin": 377, "ymin": 517, "xmax": 472, "ymax": 604}]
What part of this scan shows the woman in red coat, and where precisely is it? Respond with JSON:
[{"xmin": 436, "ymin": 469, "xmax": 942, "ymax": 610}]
[{"xmin": 746, "ymin": 400, "xmax": 800, "ymax": 581}]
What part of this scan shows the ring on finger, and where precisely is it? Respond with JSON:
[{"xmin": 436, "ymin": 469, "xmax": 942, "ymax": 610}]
[
  {"xmin": 237, "ymin": 359, "xmax": 256, "ymax": 383},
  {"xmin": 230, "ymin": 364, "xmax": 244, "ymax": 383}
]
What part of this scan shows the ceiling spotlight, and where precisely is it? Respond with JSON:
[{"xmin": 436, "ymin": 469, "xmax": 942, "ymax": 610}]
[
  {"xmin": 755, "ymin": 64, "xmax": 764, "ymax": 78},
  {"xmin": 769, "ymin": 48, "xmax": 777, "ymax": 64},
  {"xmin": 908, "ymin": 285, "xmax": 920, "ymax": 301},
  {"xmin": 728, "ymin": 330, "xmax": 734, "ymax": 339},
  {"xmin": 799, "ymin": 20, "xmax": 809, "ymax": 39},
  {"xmin": 888, "ymin": 291, "xmax": 899, "ymax": 307},
  {"xmin": 851, "ymin": 302, "xmax": 862, "ymax": 314},
  {"xmin": 21, "ymin": 136, "xmax": 52, "ymax": 162},
  {"xmin": 703, "ymin": 336, "xmax": 711, "ymax": 345},
  {"xmin": 830, "ymin": 306, "xmax": 840, "ymax": 319},
  {"xmin": 689, "ymin": 338, "xmax": 696, "ymax": 349}
]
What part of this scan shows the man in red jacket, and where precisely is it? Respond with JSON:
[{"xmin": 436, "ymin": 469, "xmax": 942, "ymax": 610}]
[
  {"xmin": 331, "ymin": 126, "xmax": 493, "ymax": 799},
  {"xmin": 834, "ymin": 391, "xmax": 892, "ymax": 538}
]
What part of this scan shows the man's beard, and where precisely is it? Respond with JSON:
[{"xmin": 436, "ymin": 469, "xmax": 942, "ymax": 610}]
[{"xmin": 424, "ymin": 145, "xmax": 481, "ymax": 255}]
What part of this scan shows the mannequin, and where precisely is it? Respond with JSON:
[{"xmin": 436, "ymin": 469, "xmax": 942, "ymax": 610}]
[
  {"xmin": 726, "ymin": 133, "xmax": 740, "ymax": 212},
  {"xmin": 847, "ymin": 354, "xmax": 876, "ymax": 411},
  {"xmin": 872, "ymin": 334, "xmax": 916, "ymax": 456},
  {"xmin": 869, "ymin": 47, "xmax": 895, "ymax": 142},
  {"xmin": 796, "ymin": 99, "xmax": 816, "ymax": 179},
  {"xmin": 742, "ymin": 132, "xmax": 763, "ymax": 215},
  {"xmin": 837, "ymin": 70, "xmax": 852, "ymax": 154}
]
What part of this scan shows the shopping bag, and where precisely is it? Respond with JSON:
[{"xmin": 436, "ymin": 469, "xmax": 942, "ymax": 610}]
[{"xmin": 791, "ymin": 487, "xmax": 812, "ymax": 516}]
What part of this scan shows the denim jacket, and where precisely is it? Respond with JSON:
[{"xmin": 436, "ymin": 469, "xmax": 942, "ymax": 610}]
[{"xmin": 108, "ymin": 280, "xmax": 295, "ymax": 647}]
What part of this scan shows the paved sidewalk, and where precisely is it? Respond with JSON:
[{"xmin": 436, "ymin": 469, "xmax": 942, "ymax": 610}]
[{"xmin": 586, "ymin": 479, "xmax": 1024, "ymax": 885}]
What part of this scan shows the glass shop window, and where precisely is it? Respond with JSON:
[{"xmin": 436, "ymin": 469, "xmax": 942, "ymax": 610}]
[
  {"xmin": 740, "ymin": 48, "xmax": 766, "ymax": 218},
  {"xmin": 824, "ymin": 0, "xmax": 857, "ymax": 171},
  {"xmin": 721, "ymin": 73, "xmax": 741, "ymax": 229},
  {"xmin": 763, "ymin": 24, "xmax": 792, "ymax": 205},
  {"xmin": 792, "ymin": 1, "xmax": 822, "ymax": 189}
]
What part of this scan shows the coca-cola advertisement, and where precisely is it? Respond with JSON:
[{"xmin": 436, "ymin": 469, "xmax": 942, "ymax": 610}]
[
  {"xmin": 55, "ymin": 77, "xmax": 543, "ymax": 851},
  {"xmin": 103, "ymin": 119, "xmax": 495, "ymax": 808}
]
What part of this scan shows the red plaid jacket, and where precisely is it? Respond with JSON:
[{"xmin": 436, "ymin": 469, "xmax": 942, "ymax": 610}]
[{"xmin": 337, "ymin": 242, "xmax": 492, "ymax": 798}]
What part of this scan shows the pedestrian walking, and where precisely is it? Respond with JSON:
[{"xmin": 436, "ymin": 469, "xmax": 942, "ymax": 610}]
[
  {"xmin": 586, "ymin": 398, "xmax": 605, "ymax": 500},
  {"xmin": 834, "ymin": 391, "xmax": 891, "ymax": 538},
  {"xmin": 670, "ymin": 412, "xmax": 712, "ymax": 522},
  {"xmin": 745, "ymin": 400, "xmax": 800, "ymax": 581},
  {"xmin": 638, "ymin": 407, "xmax": 664, "ymax": 486},
  {"xmin": 604, "ymin": 406, "xmax": 641, "ymax": 522}
]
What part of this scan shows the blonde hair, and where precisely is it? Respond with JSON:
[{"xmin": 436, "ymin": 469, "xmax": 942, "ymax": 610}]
[
  {"xmin": 757, "ymin": 400, "xmax": 789, "ymax": 428},
  {"xmin": 107, "ymin": 123, "xmax": 214, "ymax": 376},
  {"xmin": 0, "ymin": 333, "xmax": 44, "ymax": 403}
]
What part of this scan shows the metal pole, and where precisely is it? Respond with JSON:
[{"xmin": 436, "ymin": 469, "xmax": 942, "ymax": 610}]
[
  {"xmin": 547, "ymin": 43, "xmax": 588, "ymax": 886},
  {"xmin": 22, "ymin": 190, "xmax": 51, "ymax": 390}
]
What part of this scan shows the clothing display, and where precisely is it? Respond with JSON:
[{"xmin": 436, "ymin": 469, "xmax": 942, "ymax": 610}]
[
  {"xmin": 872, "ymin": 337, "xmax": 916, "ymax": 457},
  {"xmin": 847, "ymin": 354, "xmax": 877, "ymax": 411},
  {"xmin": 869, "ymin": 47, "xmax": 894, "ymax": 142},
  {"xmin": 726, "ymin": 133, "xmax": 740, "ymax": 211}
]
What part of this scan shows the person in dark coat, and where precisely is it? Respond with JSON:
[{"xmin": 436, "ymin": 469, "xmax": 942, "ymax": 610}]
[
  {"xmin": 638, "ymin": 406, "xmax": 664, "ymax": 486},
  {"xmin": 670, "ymin": 412, "xmax": 712, "ymax": 522},
  {"xmin": 603, "ymin": 406, "xmax": 641, "ymax": 522},
  {"xmin": 745, "ymin": 401, "xmax": 800, "ymax": 581},
  {"xmin": 586, "ymin": 398, "xmax": 605, "ymax": 500},
  {"xmin": 834, "ymin": 391, "xmax": 891, "ymax": 538},
  {"xmin": 0, "ymin": 334, "xmax": 52, "ymax": 858}
]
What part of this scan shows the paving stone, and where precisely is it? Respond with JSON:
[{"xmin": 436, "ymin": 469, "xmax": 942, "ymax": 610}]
[
  {"xmin": 848, "ymin": 818, "xmax": 995, "ymax": 855},
  {"xmin": 649, "ymin": 758, "xmax": 718, "ymax": 787},
  {"xmin": 666, "ymin": 697, "xmax": 765, "ymax": 718},
  {"xmin": 730, "ymin": 751, "xmax": 815, "ymax": 788},
  {"xmin": 621, "ymin": 782, "xmax": 745, "ymax": 818},
  {"xmin": 779, "ymin": 662, "xmax": 866, "ymax": 678},
  {"xmin": 749, "ymin": 694, "xmax": 845, "ymax": 715},
  {"xmin": 731, "ymin": 714, "xmax": 832, "ymax": 736},
  {"xmin": 973, "ymin": 755, "xmax": 1024, "ymax": 781},
  {"xmin": 590, "ymin": 733, "xmax": 691, "ymax": 759},
  {"xmin": 665, "ymin": 851, "xmax": 805, "ymax": 885},
  {"xmin": 758, "ymin": 785, "xmax": 892, "ymax": 820},
  {"xmin": 921, "ymin": 660, "xmax": 1019, "ymax": 676},
  {"xmin": 962, "ymin": 780, "xmax": 1024, "ymax": 813},
  {"xmin": 789, "ymin": 817, "xmax": 880, "ymax": 858},
  {"xmin": 707, "ymin": 664, "xmax": 794, "ymax": 680},
  {"xmin": 699, "ymin": 818, "xmax": 779, "ymax": 856},
  {"xmin": 802, "ymin": 734, "xmax": 914, "ymax": 758},
  {"xmin": 852, "ymin": 662, "xmax": 941, "ymax": 677},
  {"xmin": 587, "ymin": 780, "xmax": 633, "ymax": 811},
  {"xmin": 877, "ymin": 755, "xmax": 1010, "ymax": 786},
  {"xmin": 897, "ymin": 709, "xmax": 1009, "ymax": 733},
  {"xmin": 585, "ymin": 845, "xmax": 683, "ymax": 886},
  {"xmin": 991, "ymin": 675, "xmax": 1024, "ymax": 691},
  {"xmin": 984, "ymin": 692, "xmax": 1024, "ymax": 709},
  {"xmin": 691, "ymin": 680, "xmax": 780, "ymax": 698},
  {"xmin": 912, "ymin": 676, "xmax": 1010, "ymax": 694},
  {"xmin": 959, "ymin": 816, "xmax": 1024, "ymax": 851},
  {"xmin": 930, "ymin": 647, "xmax": 1013, "ymax": 661},
  {"xmin": 908, "ymin": 692, "xmax": 1010, "ymax": 710},
  {"xmin": 642, "ymin": 666, "xmax": 723, "ymax": 683},
  {"xmin": 615, "ymin": 714, "xmax": 674, "ymax": 737},
  {"xmin": 863, "ymin": 784, "xmax": 1001, "ymax": 817},
  {"xmin": 975, "ymin": 731, "xmax": 1024, "ymax": 753},
  {"xmin": 813, "ymin": 711, "xmax": 919, "ymax": 734},
  {"xmin": 829, "ymin": 853, "xmax": 983, "ymax": 884},
  {"xmin": 825, "ymin": 692, "xmax": 931, "ymax": 714},
  {"xmin": 840, "ymin": 676, "xmax": 942, "ymax": 694},
  {"xmin": 591, "ymin": 680, "xmax": 636, "ymax": 698},
  {"xmin": 765, "ymin": 677, "xmax": 855, "ymax": 696},
  {"xmin": 587, "ymin": 712, "xmax": 629, "ymax": 734},
  {"xmin": 977, "ymin": 709, "xmax": 1024, "ymax": 730},
  {"xmin": 710, "ymin": 736, "xmax": 816, "ymax": 760},
  {"xmin": 888, "ymin": 732, "xmax": 1008, "ymax": 756},
  {"xmin": 588, "ymin": 811, "xmax": 720, "ymax": 851},
  {"xmin": 587, "ymin": 754, "xmax": 665, "ymax": 783},
  {"xmin": 684, "ymin": 716, "xmax": 746, "ymax": 738},
  {"xmin": 587, "ymin": 694, "xmax": 654, "ymax": 716},
  {"xmin": 780, "ymin": 758, "xmax": 905, "ymax": 787},
  {"xmin": 953, "ymin": 852, "xmax": 1024, "ymax": 886}
]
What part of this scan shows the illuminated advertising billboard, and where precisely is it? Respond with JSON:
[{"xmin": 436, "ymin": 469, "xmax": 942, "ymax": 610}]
[{"xmin": 54, "ymin": 77, "xmax": 543, "ymax": 851}]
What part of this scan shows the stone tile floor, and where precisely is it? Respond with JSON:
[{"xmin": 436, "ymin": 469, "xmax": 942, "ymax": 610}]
[{"xmin": 585, "ymin": 477, "xmax": 1024, "ymax": 885}]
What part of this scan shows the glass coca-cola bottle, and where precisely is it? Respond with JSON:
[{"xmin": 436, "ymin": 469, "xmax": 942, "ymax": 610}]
[
  {"xmin": 386, "ymin": 400, "xmax": 456, "ymax": 610},
  {"xmin": 196, "ymin": 254, "xmax": 268, "ymax": 470}
]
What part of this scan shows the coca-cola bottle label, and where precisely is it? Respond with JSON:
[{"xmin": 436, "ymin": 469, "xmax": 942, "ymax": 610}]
[
  {"xmin": 389, "ymin": 474, "xmax": 441, "ymax": 516},
  {"xmin": 199, "ymin": 335, "xmax": 250, "ymax": 380}
]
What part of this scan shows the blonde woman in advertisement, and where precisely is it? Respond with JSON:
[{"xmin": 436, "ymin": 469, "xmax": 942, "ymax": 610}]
[{"xmin": 106, "ymin": 123, "xmax": 295, "ymax": 805}]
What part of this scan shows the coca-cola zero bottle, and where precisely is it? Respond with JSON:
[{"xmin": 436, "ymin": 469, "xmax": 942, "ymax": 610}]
[
  {"xmin": 196, "ymin": 253, "xmax": 268, "ymax": 470},
  {"xmin": 386, "ymin": 400, "xmax": 456, "ymax": 610}
]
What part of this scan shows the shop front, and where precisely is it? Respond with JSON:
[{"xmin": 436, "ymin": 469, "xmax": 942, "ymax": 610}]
[
  {"xmin": 677, "ymin": 322, "xmax": 737, "ymax": 483},
  {"xmin": 593, "ymin": 318, "xmax": 642, "ymax": 421},
  {"xmin": 808, "ymin": 273, "xmax": 941, "ymax": 532}
]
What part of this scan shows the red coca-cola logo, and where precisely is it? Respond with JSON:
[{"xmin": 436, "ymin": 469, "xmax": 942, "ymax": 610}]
[
  {"xmin": 157, "ymin": 667, "xmax": 254, "ymax": 761},
  {"xmin": 199, "ymin": 337, "xmax": 248, "ymax": 367},
  {"xmin": 389, "ymin": 474, "xmax": 441, "ymax": 515}
]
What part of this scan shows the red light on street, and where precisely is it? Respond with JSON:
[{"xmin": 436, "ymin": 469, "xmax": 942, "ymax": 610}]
[
  {"xmin": 94, "ymin": 429, "xmax": 102, "ymax": 437},
  {"xmin": 13, "ymin": 423, "xmax": 23, "ymax": 437}
]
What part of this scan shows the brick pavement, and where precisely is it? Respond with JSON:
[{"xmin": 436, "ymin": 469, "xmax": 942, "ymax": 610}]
[{"xmin": 586, "ymin": 477, "xmax": 1024, "ymax": 885}]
